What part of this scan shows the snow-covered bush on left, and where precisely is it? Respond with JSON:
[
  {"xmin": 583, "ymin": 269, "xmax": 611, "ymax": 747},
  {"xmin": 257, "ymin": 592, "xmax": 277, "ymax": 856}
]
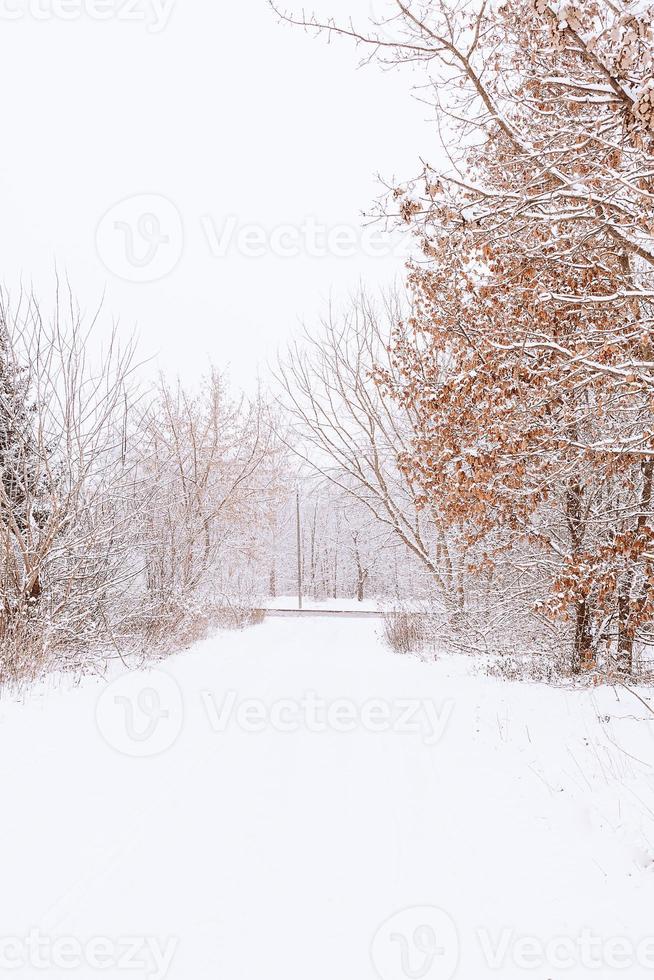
[
  {"xmin": 0, "ymin": 288, "xmax": 141, "ymax": 682},
  {"xmin": 0, "ymin": 289, "xmax": 284, "ymax": 684}
]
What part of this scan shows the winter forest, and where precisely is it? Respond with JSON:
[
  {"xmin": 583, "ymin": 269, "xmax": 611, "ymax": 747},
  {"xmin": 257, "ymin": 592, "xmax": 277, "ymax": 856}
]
[
  {"xmin": 3, "ymin": 2, "xmax": 654, "ymax": 979},
  {"xmin": 4, "ymin": 0, "xmax": 654, "ymax": 681}
]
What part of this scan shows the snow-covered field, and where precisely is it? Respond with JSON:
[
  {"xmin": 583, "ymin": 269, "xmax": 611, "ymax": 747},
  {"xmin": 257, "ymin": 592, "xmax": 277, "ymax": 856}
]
[{"xmin": 1, "ymin": 616, "xmax": 654, "ymax": 979}]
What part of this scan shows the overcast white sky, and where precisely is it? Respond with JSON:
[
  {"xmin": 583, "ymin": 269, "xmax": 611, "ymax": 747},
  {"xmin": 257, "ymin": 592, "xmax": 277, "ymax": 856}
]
[{"xmin": 0, "ymin": 0, "xmax": 433, "ymax": 388}]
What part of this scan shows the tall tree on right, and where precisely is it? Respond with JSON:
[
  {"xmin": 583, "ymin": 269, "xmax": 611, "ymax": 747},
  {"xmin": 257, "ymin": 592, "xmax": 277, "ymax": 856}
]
[
  {"xmin": 378, "ymin": 235, "xmax": 654, "ymax": 673},
  {"xmin": 274, "ymin": 0, "xmax": 654, "ymax": 671}
]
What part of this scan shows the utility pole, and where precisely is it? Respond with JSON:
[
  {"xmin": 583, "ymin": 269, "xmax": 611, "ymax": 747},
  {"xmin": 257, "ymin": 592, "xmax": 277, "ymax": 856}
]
[{"xmin": 296, "ymin": 488, "xmax": 303, "ymax": 611}]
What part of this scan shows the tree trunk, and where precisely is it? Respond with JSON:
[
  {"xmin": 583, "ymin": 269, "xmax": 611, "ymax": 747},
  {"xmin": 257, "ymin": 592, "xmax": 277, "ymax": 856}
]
[
  {"xmin": 616, "ymin": 589, "xmax": 634, "ymax": 674},
  {"xmin": 356, "ymin": 562, "xmax": 367, "ymax": 602},
  {"xmin": 616, "ymin": 459, "xmax": 653, "ymax": 675},
  {"xmin": 573, "ymin": 598, "xmax": 594, "ymax": 673},
  {"xmin": 566, "ymin": 481, "xmax": 595, "ymax": 672}
]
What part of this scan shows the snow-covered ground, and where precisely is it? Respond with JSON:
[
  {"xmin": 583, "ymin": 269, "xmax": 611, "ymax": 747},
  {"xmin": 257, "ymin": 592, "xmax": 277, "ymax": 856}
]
[{"xmin": 1, "ymin": 616, "xmax": 654, "ymax": 979}]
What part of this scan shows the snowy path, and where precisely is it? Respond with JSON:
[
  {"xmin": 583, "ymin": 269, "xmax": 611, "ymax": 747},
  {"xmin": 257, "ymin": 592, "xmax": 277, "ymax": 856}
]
[
  {"xmin": 264, "ymin": 607, "xmax": 384, "ymax": 618},
  {"xmin": 1, "ymin": 617, "xmax": 654, "ymax": 979}
]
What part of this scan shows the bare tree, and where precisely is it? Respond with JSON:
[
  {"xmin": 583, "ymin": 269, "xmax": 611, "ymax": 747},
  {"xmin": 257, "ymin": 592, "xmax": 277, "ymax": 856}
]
[
  {"xmin": 131, "ymin": 370, "xmax": 274, "ymax": 637},
  {"xmin": 275, "ymin": 291, "xmax": 466, "ymax": 610}
]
